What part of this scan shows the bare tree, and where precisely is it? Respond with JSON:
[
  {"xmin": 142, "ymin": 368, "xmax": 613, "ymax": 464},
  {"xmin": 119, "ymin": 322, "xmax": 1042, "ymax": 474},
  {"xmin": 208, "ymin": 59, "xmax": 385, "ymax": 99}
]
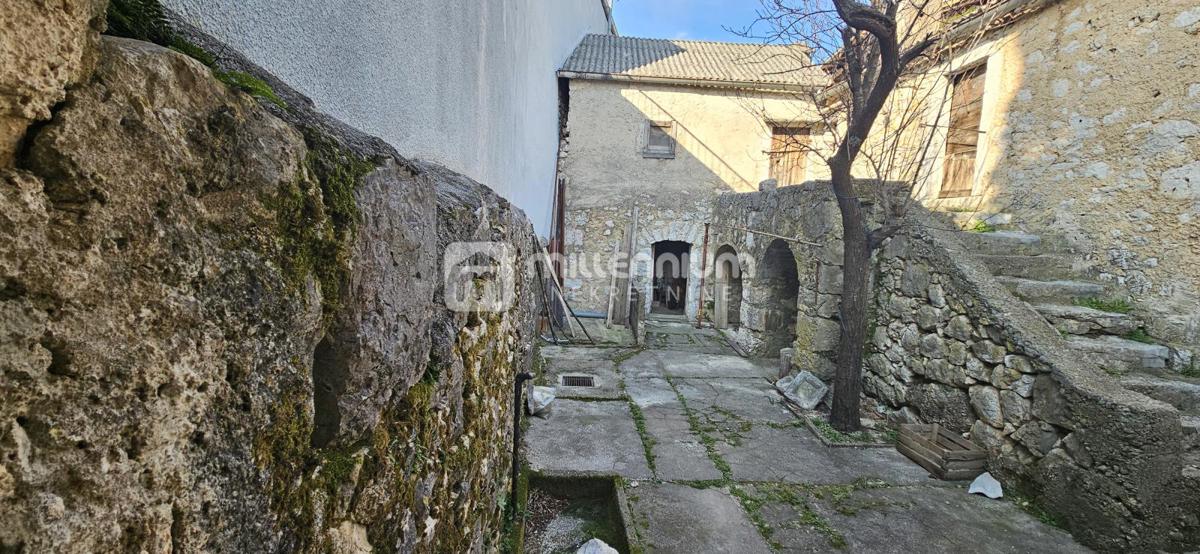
[{"xmin": 732, "ymin": 0, "xmax": 968, "ymax": 432}]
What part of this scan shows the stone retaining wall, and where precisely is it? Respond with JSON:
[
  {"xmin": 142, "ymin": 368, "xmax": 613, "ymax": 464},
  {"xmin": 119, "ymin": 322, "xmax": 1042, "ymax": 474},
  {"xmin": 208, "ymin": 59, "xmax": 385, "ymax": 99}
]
[
  {"xmin": 0, "ymin": 33, "xmax": 537, "ymax": 553},
  {"xmin": 869, "ymin": 219, "xmax": 1200, "ymax": 552},
  {"xmin": 708, "ymin": 185, "xmax": 1199, "ymax": 551}
]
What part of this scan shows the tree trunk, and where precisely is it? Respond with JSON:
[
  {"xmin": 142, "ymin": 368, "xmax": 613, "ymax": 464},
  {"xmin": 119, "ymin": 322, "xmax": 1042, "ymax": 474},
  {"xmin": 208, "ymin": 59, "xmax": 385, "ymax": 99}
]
[{"xmin": 828, "ymin": 163, "xmax": 870, "ymax": 433}]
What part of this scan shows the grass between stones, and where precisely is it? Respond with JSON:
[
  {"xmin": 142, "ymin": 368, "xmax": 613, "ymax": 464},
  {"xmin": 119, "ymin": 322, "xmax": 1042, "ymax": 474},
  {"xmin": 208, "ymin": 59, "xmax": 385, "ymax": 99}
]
[
  {"xmin": 807, "ymin": 416, "xmax": 875, "ymax": 444},
  {"xmin": 615, "ymin": 350, "xmax": 657, "ymax": 476},
  {"xmin": 1008, "ymin": 490, "xmax": 1066, "ymax": 529},
  {"xmin": 1074, "ymin": 297, "xmax": 1133, "ymax": 314},
  {"xmin": 663, "ymin": 376, "xmax": 857, "ymax": 551}
]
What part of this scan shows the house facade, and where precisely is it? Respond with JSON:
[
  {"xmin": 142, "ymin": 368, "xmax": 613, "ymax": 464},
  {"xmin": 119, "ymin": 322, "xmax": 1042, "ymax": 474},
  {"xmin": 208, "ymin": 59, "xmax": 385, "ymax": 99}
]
[
  {"xmin": 555, "ymin": 35, "xmax": 826, "ymax": 323},
  {"xmin": 894, "ymin": 0, "xmax": 1200, "ymax": 350}
]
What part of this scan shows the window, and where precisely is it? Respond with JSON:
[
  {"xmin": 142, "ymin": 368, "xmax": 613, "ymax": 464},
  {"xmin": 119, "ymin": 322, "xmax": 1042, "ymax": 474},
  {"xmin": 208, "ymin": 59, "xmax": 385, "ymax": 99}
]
[
  {"xmin": 940, "ymin": 63, "xmax": 986, "ymax": 198},
  {"xmin": 643, "ymin": 121, "xmax": 675, "ymax": 159},
  {"xmin": 768, "ymin": 125, "xmax": 810, "ymax": 186}
]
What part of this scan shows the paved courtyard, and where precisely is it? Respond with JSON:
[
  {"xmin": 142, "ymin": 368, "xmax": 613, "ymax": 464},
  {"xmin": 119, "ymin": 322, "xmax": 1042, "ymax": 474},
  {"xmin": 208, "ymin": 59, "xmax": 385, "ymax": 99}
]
[{"xmin": 526, "ymin": 316, "xmax": 1089, "ymax": 553}]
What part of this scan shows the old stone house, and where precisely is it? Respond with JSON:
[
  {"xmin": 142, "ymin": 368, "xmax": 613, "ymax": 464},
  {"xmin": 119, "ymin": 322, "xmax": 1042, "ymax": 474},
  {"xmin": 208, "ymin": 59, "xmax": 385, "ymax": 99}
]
[
  {"xmin": 891, "ymin": 0, "xmax": 1200, "ymax": 366},
  {"xmin": 555, "ymin": 34, "xmax": 827, "ymax": 323}
]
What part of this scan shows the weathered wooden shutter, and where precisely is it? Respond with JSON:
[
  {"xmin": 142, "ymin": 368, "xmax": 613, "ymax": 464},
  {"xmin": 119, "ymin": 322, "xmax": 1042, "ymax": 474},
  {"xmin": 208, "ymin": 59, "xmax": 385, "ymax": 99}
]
[
  {"xmin": 940, "ymin": 64, "xmax": 986, "ymax": 198},
  {"xmin": 769, "ymin": 126, "xmax": 810, "ymax": 186}
]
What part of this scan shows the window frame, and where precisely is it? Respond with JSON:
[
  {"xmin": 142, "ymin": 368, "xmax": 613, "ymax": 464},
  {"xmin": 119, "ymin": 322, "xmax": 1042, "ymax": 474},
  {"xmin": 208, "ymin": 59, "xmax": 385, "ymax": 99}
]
[{"xmin": 642, "ymin": 120, "xmax": 676, "ymax": 159}]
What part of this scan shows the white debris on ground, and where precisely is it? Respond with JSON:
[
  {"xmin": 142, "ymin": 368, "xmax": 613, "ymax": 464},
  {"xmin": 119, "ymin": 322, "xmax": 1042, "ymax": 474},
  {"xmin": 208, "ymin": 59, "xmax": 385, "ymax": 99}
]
[
  {"xmin": 968, "ymin": 472, "xmax": 1004, "ymax": 499},
  {"xmin": 576, "ymin": 538, "xmax": 619, "ymax": 554},
  {"xmin": 529, "ymin": 386, "xmax": 557, "ymax": 417}
]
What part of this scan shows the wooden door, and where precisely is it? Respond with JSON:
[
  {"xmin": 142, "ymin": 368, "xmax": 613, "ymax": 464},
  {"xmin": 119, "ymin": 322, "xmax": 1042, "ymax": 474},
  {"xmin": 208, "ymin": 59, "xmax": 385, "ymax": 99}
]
[
  {"xmin": 769, "ymin": 126, "xmax": 810, "ymax": 186},
  {"xmin": 940, "ymin": 64, "xmax": 986, "ymax": 198}
]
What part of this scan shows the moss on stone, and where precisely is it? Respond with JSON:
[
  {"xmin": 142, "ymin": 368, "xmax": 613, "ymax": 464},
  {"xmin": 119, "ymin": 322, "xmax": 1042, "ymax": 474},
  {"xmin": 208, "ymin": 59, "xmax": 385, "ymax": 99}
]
[
  {"xmin": 215, "ymin": 71, "xmax": 287, "ymax": 109},
  {"xmin": 266, "ymin": 127, "xmax": 375, "ymax": 320}
]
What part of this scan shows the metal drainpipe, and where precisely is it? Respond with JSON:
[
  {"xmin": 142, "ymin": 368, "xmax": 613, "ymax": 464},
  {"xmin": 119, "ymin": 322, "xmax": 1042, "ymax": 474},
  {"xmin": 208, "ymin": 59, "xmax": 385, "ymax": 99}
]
[{"xmin": 509, "ymin": 371, "xmax": 534, "ymax": 519}]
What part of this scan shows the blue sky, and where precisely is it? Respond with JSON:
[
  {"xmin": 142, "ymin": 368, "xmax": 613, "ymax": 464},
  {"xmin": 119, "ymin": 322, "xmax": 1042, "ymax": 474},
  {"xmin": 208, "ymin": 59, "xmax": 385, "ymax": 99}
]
[{"xmin": 611, "ymin": 0, "xmax": 767, "ymax": 43}]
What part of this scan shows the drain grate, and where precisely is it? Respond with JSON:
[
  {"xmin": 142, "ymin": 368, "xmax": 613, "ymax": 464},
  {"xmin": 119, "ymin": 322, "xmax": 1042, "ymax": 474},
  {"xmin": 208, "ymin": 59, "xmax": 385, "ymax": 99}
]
[{"xmin": 561, "ymin": 375, "xmax": 595, "ymax": 387}]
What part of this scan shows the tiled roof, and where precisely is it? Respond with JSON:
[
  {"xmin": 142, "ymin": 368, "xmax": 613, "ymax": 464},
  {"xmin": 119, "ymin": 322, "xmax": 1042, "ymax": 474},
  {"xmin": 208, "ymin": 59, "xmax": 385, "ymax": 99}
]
[{"xmin": 560, "ymin": 34, "xmax": 825, "ymax": 89}]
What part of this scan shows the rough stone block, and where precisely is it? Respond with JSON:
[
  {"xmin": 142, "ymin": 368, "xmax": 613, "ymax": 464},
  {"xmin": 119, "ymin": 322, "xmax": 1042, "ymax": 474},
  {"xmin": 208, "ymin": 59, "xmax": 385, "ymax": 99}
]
[
  {"xmin": 972, "ymin": 341, "xmax": 1007, "ymax": 364},
  {"xmin": 970, "ymin": 386, "xmax": 1004, "ymax": 428},
  {"xmin": 908, "ymin": 383, "xmax": 974, "ymax": 433},
  {"xmin": 900, "ymin": 262, "xmax": 931, "ymax": 296}
]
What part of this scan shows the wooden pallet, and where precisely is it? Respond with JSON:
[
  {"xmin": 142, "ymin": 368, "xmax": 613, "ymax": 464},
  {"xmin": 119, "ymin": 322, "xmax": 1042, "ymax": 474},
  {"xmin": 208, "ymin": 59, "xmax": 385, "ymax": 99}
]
[{"xmin": 897, "ymin": 424, "xmax": 987, "ymax": 481}]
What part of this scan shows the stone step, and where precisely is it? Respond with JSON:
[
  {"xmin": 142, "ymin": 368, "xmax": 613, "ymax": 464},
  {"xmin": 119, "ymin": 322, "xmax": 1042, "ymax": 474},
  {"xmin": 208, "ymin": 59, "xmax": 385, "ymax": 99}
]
[
  {"xmin": 1120, "ymin": 374, "xmax": 1200, "ymax": 413},
  {"xmin": 996, "ymin": 277, "xmax": 1105, "ymax": 303},
  {"xmin": 978, "ymin": 253, "xmax": 1080, "ymax": 280},
  {"xmin": 956, "ymin": 231, "xmax": 1047, "ymax": 256},
  {"xmin": 1068, "ymin": 335, "xmax": 1171, "ymax": 372},
  {"xmin": 1034, "ymin": 304, "xmax": 1140, "ymax": 336},
  {"xmin": 1183, "ymin": 416, "xmax": 1200, "ymax": 454},
  {"xmin": 944, "ymin": 211, "xmax": 1015, "ymax": 230}
]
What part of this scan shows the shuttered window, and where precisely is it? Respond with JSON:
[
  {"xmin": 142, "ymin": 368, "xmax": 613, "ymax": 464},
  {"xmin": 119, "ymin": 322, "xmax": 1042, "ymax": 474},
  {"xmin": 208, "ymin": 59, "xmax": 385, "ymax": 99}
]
[
  {"xmin": 768, "ymin": 125, "xmax": 810, "ymax": 186},
  {"xmin": 940, "ymin": 64, "xmax": 986, "ymax": 198},
  {"xmin": 643, "ymin": 121, "xmax": 676, "ymax": 158}
]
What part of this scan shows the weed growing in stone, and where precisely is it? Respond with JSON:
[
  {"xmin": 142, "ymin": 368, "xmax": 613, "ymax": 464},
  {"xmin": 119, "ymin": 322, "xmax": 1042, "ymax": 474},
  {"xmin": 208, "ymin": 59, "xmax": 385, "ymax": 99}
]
[
  {"xmin": 1124, "ymin": 328, "xmax": 1156, "ymax": 344},
  {"xmin": 968, "ymin": 220, "xmax": 996, "ymax": 233},
  {"xmin": 808, "ymin": 416, "xmax": 873, "ymax": 444},
  {"xmin": 216, "ymin": 71, "xmax": 288, "ymax": 109},
  {"xmin": 1074, "ymin": 297, "xmax": 1132, "ymax": 314}
]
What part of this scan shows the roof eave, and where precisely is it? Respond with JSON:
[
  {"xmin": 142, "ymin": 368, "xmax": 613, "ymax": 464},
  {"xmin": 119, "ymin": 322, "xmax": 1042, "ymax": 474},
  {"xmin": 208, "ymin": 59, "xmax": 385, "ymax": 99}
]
[{"xmin": 556, "ymin": 70, "xmax": 824, "ymax": 94}]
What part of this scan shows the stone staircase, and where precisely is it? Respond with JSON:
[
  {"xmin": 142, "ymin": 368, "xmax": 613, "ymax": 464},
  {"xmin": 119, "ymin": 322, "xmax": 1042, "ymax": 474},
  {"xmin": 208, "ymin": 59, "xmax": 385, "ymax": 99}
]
[{"xmin": 955, "ymin": 228, "xmax": 1200, "ymax": 476}]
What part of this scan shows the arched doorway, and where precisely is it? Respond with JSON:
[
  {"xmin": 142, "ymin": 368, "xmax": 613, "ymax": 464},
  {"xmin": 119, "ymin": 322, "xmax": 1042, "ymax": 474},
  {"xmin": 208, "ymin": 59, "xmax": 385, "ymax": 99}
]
[
  {"xmin": 759, "ymin": 239, "xmax": 799, "ymax": 354},
  {"xmin": 713, "ymin": 245, "xmax": 742, "ymax": 329},
  {"xmin": 652, "ymin": 240, "xmax": 690, "ymax": 315}
]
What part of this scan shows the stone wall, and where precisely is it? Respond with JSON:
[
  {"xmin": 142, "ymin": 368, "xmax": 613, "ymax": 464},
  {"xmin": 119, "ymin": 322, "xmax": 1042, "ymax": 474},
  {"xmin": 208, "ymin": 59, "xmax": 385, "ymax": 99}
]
[
  {"xmin": 707, "ymin": 184, "xmax": 853, "ymax": 364},
  {"xmin": 867, "ymin": 219, "xmax": 1199, "ymax": 552},
  {"xmin": 707, "ymin": 184, "xmax": 1199, "ymax": 551},
  {"xmin": 0, "ymin": 31, "xmax": 536, "ymax": 554},
  {"xmin": 881, "ymin": 0, "xmax": 1200, "ymax": 350}
]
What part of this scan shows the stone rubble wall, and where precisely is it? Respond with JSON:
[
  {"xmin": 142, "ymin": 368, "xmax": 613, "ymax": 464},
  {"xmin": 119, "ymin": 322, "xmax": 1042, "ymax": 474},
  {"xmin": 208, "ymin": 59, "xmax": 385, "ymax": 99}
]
[
  {"xmin": 709, "ymin": 185, "xmax": 1199, "ymax": 551},
  {"xmin": 0, "ymin": 30, "xmax": 536, "ymax": 554},
  {"xmin": 868, "ymin": 218, "xmax": 1200, "ymax": 552},
  {"xmin": 708, "ymin": 184, "xmax": 852, "ymax": 365}
]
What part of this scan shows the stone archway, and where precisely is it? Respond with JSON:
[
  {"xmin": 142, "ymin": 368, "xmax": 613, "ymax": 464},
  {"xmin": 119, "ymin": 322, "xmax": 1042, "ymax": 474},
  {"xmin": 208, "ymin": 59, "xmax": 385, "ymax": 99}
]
[
  {"xmin": 713, "ymin": 244, "xmax": 743, "ymax": 329},
  {"xmin": 759, "ymin": 239, "xmax": 799, "ymax": 355},
  {"xmin": 635, "ymin": 221, "xmax": 706, "ymax": 318}
]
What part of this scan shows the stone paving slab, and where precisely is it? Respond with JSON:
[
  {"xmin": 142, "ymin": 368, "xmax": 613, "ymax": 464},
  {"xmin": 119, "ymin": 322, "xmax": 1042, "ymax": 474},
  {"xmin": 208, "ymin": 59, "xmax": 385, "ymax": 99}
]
[
  {"xmin": 625, "ymin": 377, "xmax": 723, "ymax": 481},
  {"xmin": 716, "ymin": 425, "xmax": 934, "ymax": 485},
  {"xmin": 795, "ymin": 485, "xmax": 1089, "ymax": 553},
  {"xmin": 525, "ymin": 399, "xmax": 653, "ymax": 479},
  {"xmin": 673, "ymin": 378, "xmax": 796, "ymax": 425},
  {"xmin": 653, "ymin": 351, "xmax": 775, "ymax": 380},
  {"xmin": 625, "ymin": 482, "xmax": 773, "ymax": 554}
]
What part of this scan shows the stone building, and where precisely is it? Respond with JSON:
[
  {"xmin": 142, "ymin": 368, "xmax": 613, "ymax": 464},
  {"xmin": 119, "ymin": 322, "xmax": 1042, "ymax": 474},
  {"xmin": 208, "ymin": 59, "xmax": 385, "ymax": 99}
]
[
  {"xmin": 555, "ymin": 34, "xmax": 826, "ymax": 322},
  {"xmin": 890, "ymin": 0, "xmax": 1200, "ymax": 360}
]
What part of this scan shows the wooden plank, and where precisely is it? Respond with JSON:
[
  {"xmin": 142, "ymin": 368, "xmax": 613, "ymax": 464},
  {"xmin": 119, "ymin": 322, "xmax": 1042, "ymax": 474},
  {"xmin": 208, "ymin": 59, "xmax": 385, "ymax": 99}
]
[
  {"xmin": 943, "ymin": 467, "xmax": 986, "ymax": 481},
  {"xmin": 936, "ymin": 426, "xmax": 982, "ymax": 451},
  {"xmin": 897, "ymin": 441, "xmax": 946, "ymax": 479},
  {"xmin": 946, "ymin": 457, "xmax": 988, "ymax": 471},
  {"xmin": 901, "ymin": 427, "xmax": 950, "ymax": 458},
  {"xmin": 899, "ymin": 434, "xmax": 948, "ymax": 473}
]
